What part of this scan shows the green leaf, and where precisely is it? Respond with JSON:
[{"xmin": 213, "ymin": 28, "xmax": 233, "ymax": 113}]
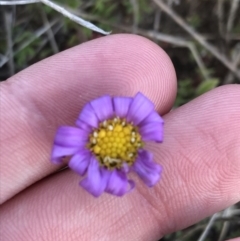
[
  {"xmin": 68, "ymin": 0, "xmax": 81, "ymax": 8},
  {"xmin": 174, "ymin": 79, "xmax": 195, "ymax": 107},
  {"xmin": 196, "ymin": 78, "xmax": 219, "ymax": 96},
  {"xmin": 187, "ymin": 15, "xmax": 201, "ymax": 28}
]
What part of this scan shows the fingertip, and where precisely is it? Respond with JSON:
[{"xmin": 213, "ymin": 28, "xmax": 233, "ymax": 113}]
[{"xmin": 10, "ymin": 34, "xmax": 177, "ymax": 115}]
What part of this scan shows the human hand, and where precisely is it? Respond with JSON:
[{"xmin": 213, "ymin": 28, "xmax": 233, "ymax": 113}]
[{"xmin": 0, "ymin": 34, "xmax": 240, "ymax": 241}]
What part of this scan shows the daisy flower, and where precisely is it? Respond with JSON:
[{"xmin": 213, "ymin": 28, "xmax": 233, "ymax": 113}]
[{"xmin": 51, "ymin": 92, "xmax": 163, "ymax": 197}]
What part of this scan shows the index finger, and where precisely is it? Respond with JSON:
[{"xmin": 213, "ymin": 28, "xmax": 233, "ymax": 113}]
[{"xmin": 0, "ymin": 34, "xmax": 177, "ymax": 203}]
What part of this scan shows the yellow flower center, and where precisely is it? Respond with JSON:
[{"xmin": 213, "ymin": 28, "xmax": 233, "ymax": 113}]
[{"xmin": 87, "ymin": 117, "xmax": 144, "ymax": 169}]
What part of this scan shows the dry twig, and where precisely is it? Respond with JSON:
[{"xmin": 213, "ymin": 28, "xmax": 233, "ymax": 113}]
[
  {"xmin": 39, "ymin": 0, "xmax": 110, "ymax": 35},
  {"xmin": 142, "ymin": 31, "xmax": 209, "ymax": 80},
  {"xmin": 0, "ymin": 0, "xmax": 110, "ymax": 35},
  {"xmin": 226, "ymin": 0, "xmax": 240, "ymax": 41},
  {"xmin": 218, "ymin": 207, "xmax": 234, "ymax": 241},
  {"xmin": 0, "ymin": 0, "xmax": 39, "ymax": 4},
  {"xmin": 67, "ymin": 7, "xmax": 210, "ymax": 80},
  {"xmin": 4, "ymin": 10, "xmax": 15, "ymax": 75},
  {"xmin": 130, "ymin": 0, "xmax": 139, "ymax": 33},
  {"xmin": 28, "ymin": 22, "xmax": 63, "ymax": 62},
  {"xmin": 152, "ymin": 0, "xmax": 240, "ymax": 79},
  {"xmin": 167, "ymin": 0, "xmax": 180, "ymax": 7},
  {"xmin": 40, "ymin": 6, "xmax": 59, "ymax": 53},
  {"xmin": 0, "ymin": 19, "xmax": 60, "ymax": 67},
  {"xmin": 224, "ymin": 43, "xmax": 240, "ymax": 84},
  {"xmin": 153, "ymin": 9, "xmax": 161, "ymax": 32},
  {"xmin": 217, "ymin": 0, "xmax": 225, "ymax": 38},
  {"xmin": 198, "ymin": 213, "xmax": 220, "ymax": 241},
  {"xmin": 175, "ymin": 224, "xmax": 206, "ymax": 241}
]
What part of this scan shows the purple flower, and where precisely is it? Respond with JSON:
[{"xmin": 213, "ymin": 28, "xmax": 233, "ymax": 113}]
[{"xmin": 51, "ymin": 92, "xmax": 163, "ymax": 197}]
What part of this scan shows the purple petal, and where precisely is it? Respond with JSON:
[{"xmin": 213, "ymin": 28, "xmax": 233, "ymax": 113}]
[
  {"xmin": 105, "ymin": 170, "xmax": 128, "ymax": 196},
  {"xmin": 54, "ymin": 126, "xmax": 88, "ymax": 147},
  {"xmin": 77, "ymin": 103, "xmax": 99, "ymax": 128},
  {"xmin": 139, "ymin": 122, "xmax": 163, "ymax": 142},
  {"xmin": 51, "ymin": 145, "xmax": 79, "ymax": 164},
  {"xmin": 133, "ymin": 150, "xmax": 162, "ymax": 187},
  {"xmin": 90, "ymin": 95, "xmax": 114, "ymax": 121},
  {"xmin": 140, "ymin": 111, "xmax": 164, "ymax": 126},
  {"xmin": 75, "ymin": 119, "xmax": 92, "ymax": 133},
  {"xmin": 80, "ymin": 157, "xmax": 108, "ymax": 197},
  {"xmin": 128, "ymin": 180, "xmax": 136, "ymax": 193},
  {"xmin": 127, "ymin": 92, "xmax": 154, "ymax": 125},
  {"xmin": 113, "ymin": 97, "xmax": 132, "ymax": 118},
  {"xmin": 69, "ymin": 150, "xmax": 91, "ymax": 176}
]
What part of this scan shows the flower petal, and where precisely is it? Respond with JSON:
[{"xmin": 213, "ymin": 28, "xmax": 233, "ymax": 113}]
[
  {"xmin": 133, "ymin": 150, "xmax": 162, "ymax": 187},
  {"xmin": 105, "ymin": 170, "xmax": 128, "ymax": 196},
  {"xmin": 80, "ymin": 157, "xmax": 108, "ymax": 197},
  {"xmin": 51, "ymin": 145, "xmax": 79, "ymax": 164},
  {"xmin": 139, "ymin": 122, "xmax": 163, "ymax": 142},
  {"xmin": 68, "ymin": 150, "xmax": 91, "ymax": 176},
  {"xmin": 75, "ymin": 119, "xmax": 92, "ymax": 133},
  {"xmin": 77, "ymin": 103, "xmax": 99, "ymax": 128},
  {"xmin": 113, "ymin": 97, "xmax": 132, "ymax": 118},
  {"xmin": 54, "ymin": 126, "xmax": 88, "ymax": 147},
  {"xmin": 90, "ymin": 95, "xmax": 114, "ymax": 121},
  {"xmin": 127, "ymin": 92, "xmax": 154, "ymax": 125},
  {"xmin": 51, "ymin": 126, "xmax": 87, "ymax": 164},
  {"xmin": 128, "ymin": 180, "xmax": 135, "ymax": 193},
  {"xmin": 140, "ymin": 111, "xmax": 164, "ymax": 126}
]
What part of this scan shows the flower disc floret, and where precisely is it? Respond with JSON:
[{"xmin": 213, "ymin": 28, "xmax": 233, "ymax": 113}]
[{"xmin": 88, "ymin": 117, "xmax": 143, "ymax": 169}]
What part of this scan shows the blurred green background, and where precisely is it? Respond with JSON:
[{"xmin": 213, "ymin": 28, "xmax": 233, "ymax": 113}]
[{"xmin": 0, "ymin": 0, "xmax": 240, "ymax": 240}]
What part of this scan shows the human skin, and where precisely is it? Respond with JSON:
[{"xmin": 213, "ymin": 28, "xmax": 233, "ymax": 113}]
[{"xmin": 0, "ymin": 34, "xmax": 239, "ymax": 241}]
